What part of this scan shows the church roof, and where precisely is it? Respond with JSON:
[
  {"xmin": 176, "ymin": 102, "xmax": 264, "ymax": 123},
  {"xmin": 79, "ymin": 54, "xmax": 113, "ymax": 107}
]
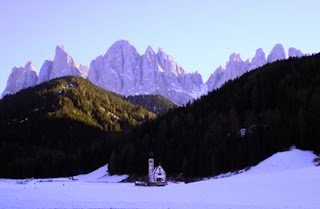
[{"xmin": 152, "ymin": 165, "xmax": 166, "ymax": 174}]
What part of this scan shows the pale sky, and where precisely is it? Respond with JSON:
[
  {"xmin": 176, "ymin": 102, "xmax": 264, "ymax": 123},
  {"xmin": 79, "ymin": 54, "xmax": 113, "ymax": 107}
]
[{"xmin": 1, "ymin": 0, "xmax": 319, "ymax": 93}]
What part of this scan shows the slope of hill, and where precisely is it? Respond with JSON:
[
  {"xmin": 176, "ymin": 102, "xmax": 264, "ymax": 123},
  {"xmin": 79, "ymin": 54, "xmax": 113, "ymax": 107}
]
[
  {"xmin": 109, "ymin": 53, "xmax": 320, "ymax": 177},
  {"xmin": 122, "ymin": 94, "xmax": 177, "ymax": 116},
  {"xmin": 0, "ymin": 76, "xmax": 156, "ymax": 178}
]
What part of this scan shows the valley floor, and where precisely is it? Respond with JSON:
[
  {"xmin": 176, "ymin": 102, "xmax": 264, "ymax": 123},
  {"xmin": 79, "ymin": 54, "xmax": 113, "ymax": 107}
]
[{"xmin": 1, "ymin": 148, "xmax": 320, "ymax": 209}]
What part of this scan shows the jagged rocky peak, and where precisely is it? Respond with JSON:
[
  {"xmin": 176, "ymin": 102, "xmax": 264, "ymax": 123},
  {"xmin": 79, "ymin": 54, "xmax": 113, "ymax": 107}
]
[
  {"xmin": 142, "ymin": 46, "xmax": 157, "ymax": 64},
  {"xmin": 249, "ymin": 48, "xmax": 267, "ymax": 71},
  {"xmin": 207, "ymin": 44, "xmax": 286, "ymax": 91},
  {"xmin": 104, "ymin": 40, "xmax": 140, "ymax": 60},
  {"xmin": 88, "ymin": 40, "xmax": 138, "ymax": 93},
  {"xmin": 221, "ymin": 53, "xmax": 246, "ymax": 80},
  {"xmin": 54, "ymin": 45, "xmax": 75, "ymax": 67},
  {"xmin": 101, "ymin": 40, "xmax": 142, "ymax": 93},
  {"xmin": 190, "ymin": 70, "xmax": 203, "ymax": 85},
  {"xmin": 79, "ymin": 64, "xmax": 89, "ymax": 78},
  {"xmin": 225, "ymin": 53, "xmax": 246, "ymax": 74},
  {"xmin": 206, "ymin": 44, "xmax": 304, "ymax": 93},
  {"xmin": 50, "ymin": 45, "xmax": 81, "ymax": 79},
  {"xmin": 145, "ymin": 46, "xmax": 155, "ymax": 55},
  {"xmin": 103, "ymin": 40, "xmax": 141, "ymax": 74},
  {"xmin": 87, "ymin": 40, "xmax": 204, "ymax": 105},
  {"xmin": 206, "ymin": 65, "xmax": 225, "ymax": 92},
  {"xmin": 4, "ymin": 40, "xmax": 308, "ymax": 105},
  {"xmin": 87, "ymin": 55, "xmax": 105, "ymax": 91},
  {"xmin": 207, "ymin": 53, "xmax": 248, "ymax": 92},
  {"xmin": 288, "ymin": 47, "xmax": 304, "ymax": 58},
  {"xmin": 182, "ymin": 70, "xmax": 204, "ymax": 92},
  {"xmin": 157, "ymin": 48, "xmax": 185, "ymax": 76},
  {"xmin": 37, "ymin": 59, "xmax": 53, "ymax": 84},
  {"xmin": 55, "ymin": 45, "xmax": 66, "ymax": 56},
  {"xmin": 25, "ymin": 61, "xmax": 37, "ymax": 72},
  {"xmin": 37, "ymin": 45, "xmax": 82, "ymax": 84},
  {"xmin": 141, "ymin": 46, "xmax": 157, "ymax": 84},
  {"xmin": 1, "ymin": 62, "xmax": 38, "ymax": 98},
  {"xmin": 267, "ymin": 44, "xmax": 286, "ymax": 63},
  {"xmin": 229, "ymin": 53, "xmax": 243, "ymax": 63}
]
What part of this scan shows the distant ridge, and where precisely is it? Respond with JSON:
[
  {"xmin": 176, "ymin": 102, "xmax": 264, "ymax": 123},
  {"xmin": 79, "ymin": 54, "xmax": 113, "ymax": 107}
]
[{"xmin": 2, "ymin": 41, "xmax": 306, "ymax": 105}]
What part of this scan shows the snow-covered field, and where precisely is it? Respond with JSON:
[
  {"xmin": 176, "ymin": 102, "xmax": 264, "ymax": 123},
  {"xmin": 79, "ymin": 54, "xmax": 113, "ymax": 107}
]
[{"xmin": 1, "ymin": 148, "xmax": 320, "ymax": 209}]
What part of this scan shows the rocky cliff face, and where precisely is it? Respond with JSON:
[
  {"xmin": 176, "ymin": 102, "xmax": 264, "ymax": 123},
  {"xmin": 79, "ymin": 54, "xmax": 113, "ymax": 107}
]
[
  {"xmin": 288, "ymin": 47, "xmax": 304, "ymax": 58},
  {"xmin": 267, "ymin": 44, "xmax": 286, "ymax": 63},
  {"xmin": 37, "ymin": 45, "xmax": 84, "ymax": 84},
  {"xmin": 2, "ymin": 41, "xmax": 305, "ymax": 104},
  {"xmin": 37, "ymin": 59, "xmax": 53, "ymax": 84},
  {"xmin": 2, "ymin": 46, "xmax": 88, "ymax": 98},
  {"xmin": 1, "ymin": 62, "xmax": 38, "ymax": 98},
  {"xmin": 249, "ymin": 48, "xmax": 267, "ymax": 71},
  {"xmin": 88, "ymin": 40, "xmax": 205, "ymax": 105},
  {"xmin": 214, "ymin": 53, "xmax": 248, "ymax": 89},
  {"xmin": 206, "ymin": 66, "xmax": 224, "ymax": 92},
  {"xmin": 206, "ymin": 43, "xmax": 303, "ymax": 92}
]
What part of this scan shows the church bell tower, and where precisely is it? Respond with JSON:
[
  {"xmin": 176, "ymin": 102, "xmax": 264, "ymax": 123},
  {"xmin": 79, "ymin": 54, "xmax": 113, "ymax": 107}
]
[{"xmin": 148, "ymin": 152, "xmax": 154, "ymax": 183}]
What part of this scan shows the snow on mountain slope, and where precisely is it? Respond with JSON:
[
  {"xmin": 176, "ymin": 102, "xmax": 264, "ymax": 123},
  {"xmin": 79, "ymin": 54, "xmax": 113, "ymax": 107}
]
[{"xmin": 1, "ymin": 148, "xmax": 319, "ymax": 209}]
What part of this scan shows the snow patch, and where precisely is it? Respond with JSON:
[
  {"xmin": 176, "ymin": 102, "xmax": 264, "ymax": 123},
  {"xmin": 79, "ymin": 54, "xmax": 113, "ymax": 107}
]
[
  {"xmin": 246, "ymin": 147, "xmax": 317, "ymax": 175},
  {"xmin": 239, "ymin": 128, "xmax": 246, "ymax": 137},
  {"xmin": 75, "ymin": 164, "xmax": 128, "ymax": 183}
]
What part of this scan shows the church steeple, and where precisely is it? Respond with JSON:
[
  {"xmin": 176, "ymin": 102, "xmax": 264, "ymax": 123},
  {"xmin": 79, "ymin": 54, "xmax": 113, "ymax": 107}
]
[{"xmin": 148, "ymin": 152, "xmax": 154, "ymax": 183}]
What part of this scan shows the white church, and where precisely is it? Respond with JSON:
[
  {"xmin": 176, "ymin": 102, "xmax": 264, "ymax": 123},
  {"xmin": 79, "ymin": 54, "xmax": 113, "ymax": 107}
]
[{"xmin": 148, "ymin": 152, "xmax": 167, "ymax": 186}]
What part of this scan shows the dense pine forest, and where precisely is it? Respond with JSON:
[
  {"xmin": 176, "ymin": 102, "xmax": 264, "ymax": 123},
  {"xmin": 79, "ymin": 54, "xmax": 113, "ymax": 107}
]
[
  {"xmin": 122, "ymin": 95, "xmax": 177, "ymax": 116},
  {"xmin": 1, "ymin": 53, "xmax": 320, "ymax": 179},
  {"xmin": 0, "ymin": 76, "xmax": 156, "ymax": 178},
  {"xmin": 108, "ymin": 53, "xmax": 320, "ymax": 177}
]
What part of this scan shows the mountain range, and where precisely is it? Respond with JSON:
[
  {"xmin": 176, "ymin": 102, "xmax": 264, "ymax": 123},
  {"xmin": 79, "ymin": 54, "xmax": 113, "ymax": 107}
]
[
  {"xmin": 1, "ymin": 49, "xmax": 319, "ymax": 179},
  {"xmin": 1, "ymin": 40, "xmax": 304, "ymax": 105}
]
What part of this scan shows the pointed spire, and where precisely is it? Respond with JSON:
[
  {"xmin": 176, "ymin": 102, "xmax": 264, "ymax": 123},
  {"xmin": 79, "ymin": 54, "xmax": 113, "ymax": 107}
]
[{"xmin": 267, "ymin": 44, "xmax": 286, "ymax": 63}]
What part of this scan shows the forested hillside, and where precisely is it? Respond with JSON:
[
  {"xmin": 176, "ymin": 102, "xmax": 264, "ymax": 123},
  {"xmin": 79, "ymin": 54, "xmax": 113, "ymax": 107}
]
[
  {"xmin": 109, "ymin": 53, "xmax": 320, "ymax": 177},
  {"xmin": 0, "ymin": 76, "xmax": 155, "ymax": 178},
  {"xmin": 122, "ymin": 94, "xmax": 177, "ymax": 115}
]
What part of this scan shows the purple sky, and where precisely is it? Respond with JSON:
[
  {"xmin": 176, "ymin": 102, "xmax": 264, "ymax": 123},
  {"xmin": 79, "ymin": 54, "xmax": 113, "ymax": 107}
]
[{"xmin": 1, "ymin": 0, "xmax": 319, "ymax": 93}]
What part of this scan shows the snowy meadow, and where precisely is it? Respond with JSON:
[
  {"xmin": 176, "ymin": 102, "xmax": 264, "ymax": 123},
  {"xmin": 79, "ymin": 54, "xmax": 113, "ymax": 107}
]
[{"xmin": 1, "ymin": 148, "xmax": 319, "ymax": 209}]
